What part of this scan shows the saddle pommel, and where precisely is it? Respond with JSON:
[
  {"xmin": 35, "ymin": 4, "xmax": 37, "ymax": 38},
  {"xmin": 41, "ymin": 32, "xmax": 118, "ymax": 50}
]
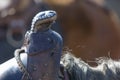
[{"xmin": 23, "ymin": 10, "xmax": 63, "ymax": 80}]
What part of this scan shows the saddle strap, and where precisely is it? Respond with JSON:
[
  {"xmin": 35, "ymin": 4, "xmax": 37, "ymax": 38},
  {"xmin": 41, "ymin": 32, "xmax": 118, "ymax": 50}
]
[{"xmin": 14, "ymin": 49, "xmax": 32, "ymax": 80}]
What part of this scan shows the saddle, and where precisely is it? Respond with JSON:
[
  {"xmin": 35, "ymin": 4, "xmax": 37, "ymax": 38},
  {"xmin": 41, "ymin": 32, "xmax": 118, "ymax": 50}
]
[{"xmin": 0, "ymin": 10, "xmax": 69, "ymax": 80}]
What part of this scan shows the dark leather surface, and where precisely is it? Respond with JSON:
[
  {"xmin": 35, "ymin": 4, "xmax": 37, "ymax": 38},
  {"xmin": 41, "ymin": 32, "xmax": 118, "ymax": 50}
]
[{"xmin": 26, "ymin": 29, "xmax": 63, "ymax": 80}]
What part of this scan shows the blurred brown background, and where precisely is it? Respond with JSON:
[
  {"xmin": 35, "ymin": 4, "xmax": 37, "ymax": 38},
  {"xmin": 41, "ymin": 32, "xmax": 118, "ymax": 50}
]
[{"xmin": 0, "ymin": 0, "xmax": 120, "ymax": 66}]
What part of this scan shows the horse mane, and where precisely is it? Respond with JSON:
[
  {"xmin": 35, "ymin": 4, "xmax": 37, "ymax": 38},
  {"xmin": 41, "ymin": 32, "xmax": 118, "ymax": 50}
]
[{"xmin": 61, "ymin": 51, "xmax": 120, "ymax": 80}]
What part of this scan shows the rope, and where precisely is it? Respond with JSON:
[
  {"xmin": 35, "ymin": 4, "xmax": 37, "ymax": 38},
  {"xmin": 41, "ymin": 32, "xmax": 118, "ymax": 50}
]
[{"xmin": 14, "ymin": 49, "xmax": 32, "ymax": 80}]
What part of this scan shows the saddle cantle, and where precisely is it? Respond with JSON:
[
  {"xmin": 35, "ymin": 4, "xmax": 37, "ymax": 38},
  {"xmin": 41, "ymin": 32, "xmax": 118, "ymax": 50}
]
[{"xmin": 0, "ymin": 10, "xmax": 63, "ymax": 80}]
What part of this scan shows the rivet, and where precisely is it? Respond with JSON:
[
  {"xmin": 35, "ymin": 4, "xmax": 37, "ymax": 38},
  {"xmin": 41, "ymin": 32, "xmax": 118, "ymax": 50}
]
[
  {"xmin": 39, "ymin": 78, "xmax": 41, "ymax": 80},
  {"xmin": 30, "ymin": 64, "xmax": 37, "ymax": 71},
  {"xmin": 44, "ymin": 63, "xmax": 48, "ymax": 67},
  {"xmin": 33, "ymin": 67, "xmax": 37, "ymax": 71},
  {"xmin": 46, "ymin": 73, "xmax": 49, "ymax": 76},
  {"xmin": 33, "ymin": 65, "xmax": 37, "ymax": 71}
]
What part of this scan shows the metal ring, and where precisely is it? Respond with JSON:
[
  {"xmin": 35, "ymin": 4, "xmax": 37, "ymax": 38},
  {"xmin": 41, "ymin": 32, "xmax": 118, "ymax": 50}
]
[{"xmin": 6, "ymin": 28, "xmax": 25, "ymax": 48}]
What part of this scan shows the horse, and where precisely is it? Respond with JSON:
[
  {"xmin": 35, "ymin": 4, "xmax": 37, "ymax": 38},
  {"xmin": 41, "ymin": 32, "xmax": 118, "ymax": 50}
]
[
  {"xmin": 43, "ymin": 0, "xmax": 120, "ymax": 65},
  {"xmin": 1, "ymin": 0, "xmax": 120, "ymax": 66},
  {"xmin": 0, "ymin": 10, "xmax": 120, "ymax": 80},
  {"xmin": 61, "ymin": 51, "xmax": 120, "ymax": 80}
]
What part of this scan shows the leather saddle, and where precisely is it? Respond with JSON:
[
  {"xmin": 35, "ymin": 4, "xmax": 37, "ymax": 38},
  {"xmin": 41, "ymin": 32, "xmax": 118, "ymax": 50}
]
[{"xmin": 0, "ymin": 10, "xmax": 69, "ymax": 80}]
